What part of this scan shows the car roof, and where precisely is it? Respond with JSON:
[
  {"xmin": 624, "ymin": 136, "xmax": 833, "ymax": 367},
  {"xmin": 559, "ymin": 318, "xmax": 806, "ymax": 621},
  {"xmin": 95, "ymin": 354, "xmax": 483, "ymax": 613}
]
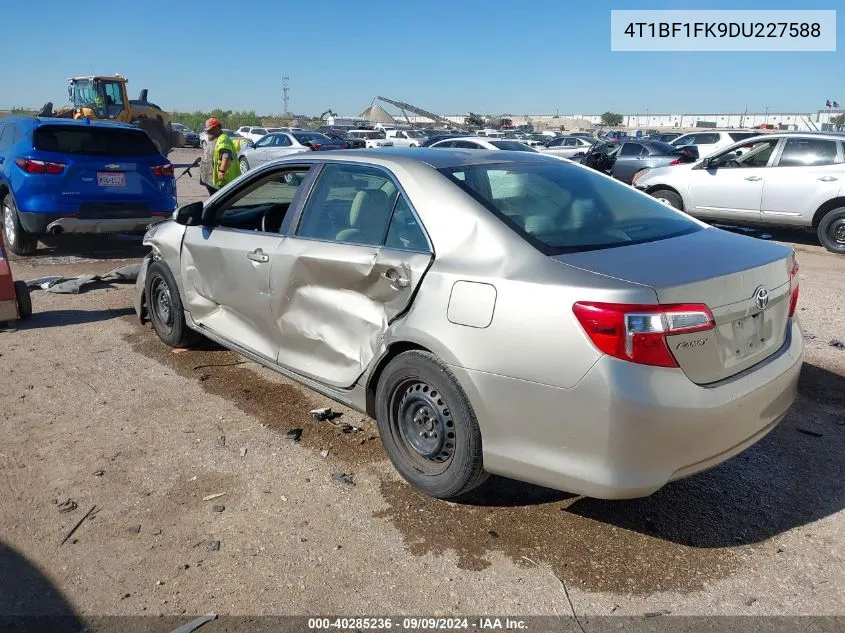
[
  {"xmin": 274, "ymin": 147, "xmax": 561, "ymax": 170},
  {"xmin": 2, "ymin": 116, "xmax": 140, "ymax": 131}
]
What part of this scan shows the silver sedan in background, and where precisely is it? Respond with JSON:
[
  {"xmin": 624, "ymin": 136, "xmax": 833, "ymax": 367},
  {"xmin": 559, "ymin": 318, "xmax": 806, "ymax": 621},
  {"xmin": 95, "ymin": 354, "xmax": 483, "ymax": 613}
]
[{"xmin": 136, "ymin": 149, "xmax": 802, "ymax": 500}]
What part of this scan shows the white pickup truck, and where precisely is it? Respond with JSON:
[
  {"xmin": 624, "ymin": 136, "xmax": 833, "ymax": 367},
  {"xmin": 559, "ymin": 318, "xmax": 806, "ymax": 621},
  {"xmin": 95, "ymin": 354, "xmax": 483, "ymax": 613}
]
[{"xmin": 384, "ymin": 129, "xmax": 427, "ymax": 147}]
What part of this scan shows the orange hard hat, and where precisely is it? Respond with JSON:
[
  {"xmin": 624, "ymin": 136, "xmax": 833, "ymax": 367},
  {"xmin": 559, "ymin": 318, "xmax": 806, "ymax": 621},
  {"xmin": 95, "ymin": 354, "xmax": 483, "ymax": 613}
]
[{"xmin": 204, "ymin": 117, "xmax": 221, "ymax": 131}]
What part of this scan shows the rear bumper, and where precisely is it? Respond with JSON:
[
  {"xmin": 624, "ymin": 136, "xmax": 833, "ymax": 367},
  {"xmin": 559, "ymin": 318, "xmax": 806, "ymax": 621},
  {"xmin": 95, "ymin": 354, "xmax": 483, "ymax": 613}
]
[
  {"xmin": 19, "ymin": 211, "xmax": 170, "ymax": 235},
  {"xmin": 453, "ymin": 320, "xmax": 804, "ymax": 499},
  {"xmin": 0, "ymin": 299, "xmax": 17, "ymax": 322}
]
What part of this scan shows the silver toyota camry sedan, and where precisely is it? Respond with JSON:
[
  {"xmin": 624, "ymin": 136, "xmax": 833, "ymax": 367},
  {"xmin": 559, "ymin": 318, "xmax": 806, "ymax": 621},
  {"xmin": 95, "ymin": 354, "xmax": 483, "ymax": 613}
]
[{"xmin": 136, "ymin": 148, "xmax": 803, "ymax": 500}]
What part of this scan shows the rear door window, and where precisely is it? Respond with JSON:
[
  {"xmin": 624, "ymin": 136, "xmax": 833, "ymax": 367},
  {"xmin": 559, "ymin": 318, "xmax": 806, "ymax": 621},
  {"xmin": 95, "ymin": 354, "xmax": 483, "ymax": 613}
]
[
  {"xmin": 253, "ymin": 128, "xmax": 268, "ymax": 136},
  {"xmin": 619, "ymin": 143, "xmax": 644, "ymax": 156},
  {"xmin": 693, "ymin": 133, "xmax": 719, "ymax": 145},
  {"xmin": 385, "ymin": 195, "xmax": 429, "ymax": 252},
  {"xmin": 33, "ymin": 126, "xmax": 159, "ymax": 156},
  {"xmin": 776, "ymin": 138, "xmax": 839, "ymax": 167},
  {"xmin": 0, "ymin": 125, "xmax": 11, "ymax": 152},
  {"xmin": 297, "ymin": 164, "xmax": 399, "ymax": 246}
]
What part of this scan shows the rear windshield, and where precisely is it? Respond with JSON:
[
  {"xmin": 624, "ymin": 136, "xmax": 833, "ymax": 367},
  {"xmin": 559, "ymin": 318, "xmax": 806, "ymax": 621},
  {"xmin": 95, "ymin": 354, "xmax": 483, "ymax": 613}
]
[
  {"xmin": 439, "ymin": 161, "xmax": 701, "ymax": 254},
  {"xmin": 489, "ymin": 140, "xmax": 536, "ymax": 152},
  {"xmin": 645, "ymin": 141, "xmax": 680, "ymax": 154},
  {"xmin": 34, "ymin": 126, "xmax": 159, "ymax": 157}
]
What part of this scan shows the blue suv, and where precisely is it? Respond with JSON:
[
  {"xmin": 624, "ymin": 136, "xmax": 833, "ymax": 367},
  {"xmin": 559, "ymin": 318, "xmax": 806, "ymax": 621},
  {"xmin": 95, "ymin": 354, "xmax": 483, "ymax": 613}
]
[{"xmin": 0, "ymin": 116, "xmax": 176, "ymax": 255}]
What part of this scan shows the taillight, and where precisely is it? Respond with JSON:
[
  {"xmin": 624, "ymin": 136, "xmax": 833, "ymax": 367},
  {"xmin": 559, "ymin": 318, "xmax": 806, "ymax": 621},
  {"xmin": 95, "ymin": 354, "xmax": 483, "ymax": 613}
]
[
  {"xmin": 16, "ymin": 158, "xmax": 65, "ymax": 174},
  {"xmin": 789, "ymin": 258, "xmax": 799, "ymax": 317},
  {"xmin": 310, "ymin": 143, "xmax": 321, "ymax": 151},
  {"xmin": 573, "ymin": 302, "xmax": 715, "ymax": 368},
  {"xmin": 669, "ymin": 158, "xmax": 682, "ymax": 165},
  {"xmin": 152, "ymin": 164, "xmax": 174, "ymax": 177}
]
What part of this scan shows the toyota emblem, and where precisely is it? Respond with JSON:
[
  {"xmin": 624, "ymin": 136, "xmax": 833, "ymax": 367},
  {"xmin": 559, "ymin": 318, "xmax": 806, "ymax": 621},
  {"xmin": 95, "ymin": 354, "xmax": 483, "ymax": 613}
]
[{"xmin": 754, "ymin": 286, "xmax": 769, "ymax": 310}]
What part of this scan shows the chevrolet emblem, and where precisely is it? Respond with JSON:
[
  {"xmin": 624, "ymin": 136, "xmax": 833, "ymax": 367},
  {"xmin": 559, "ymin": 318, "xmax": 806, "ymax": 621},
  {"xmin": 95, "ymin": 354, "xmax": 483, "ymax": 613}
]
[{"xmin": 104, "ymin": 164, "xmax": 121, "ymax": 170}]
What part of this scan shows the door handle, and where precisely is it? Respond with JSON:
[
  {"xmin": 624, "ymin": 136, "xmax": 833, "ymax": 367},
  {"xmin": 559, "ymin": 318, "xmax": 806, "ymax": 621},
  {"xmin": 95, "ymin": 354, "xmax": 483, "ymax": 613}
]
[
  {"xmin": 382, "ymin": 269, "xmax": 410, "ymax": 288},
  {"xmin": 246, "ymin": 248, "xmax": 269, "ymax": 263},
  {"xmin": 745, "ymin": 176, "xmax": 762, "ymax": 181},
  {"xmin": 818, "ymin": 176, "xmax": 838, "ymax": 182}
]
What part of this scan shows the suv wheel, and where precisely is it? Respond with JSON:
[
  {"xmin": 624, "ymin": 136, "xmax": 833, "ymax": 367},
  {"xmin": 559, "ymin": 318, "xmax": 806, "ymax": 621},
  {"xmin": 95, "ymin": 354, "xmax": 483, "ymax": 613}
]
[
  {"xmin": 817, "ymin": 207, "xmax": 845, "ymax": 254},
  {"xmin": 2, "ymin": 193, "xmax": 38, "ymax": 256}
]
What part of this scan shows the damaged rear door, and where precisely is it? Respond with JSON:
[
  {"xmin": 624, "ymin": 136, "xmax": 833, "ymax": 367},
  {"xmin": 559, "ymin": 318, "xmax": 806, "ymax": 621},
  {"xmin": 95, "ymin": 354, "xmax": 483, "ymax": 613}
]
[{"xmin": 270, "ymin": 162, "xmax": 432, "ymax": 388}]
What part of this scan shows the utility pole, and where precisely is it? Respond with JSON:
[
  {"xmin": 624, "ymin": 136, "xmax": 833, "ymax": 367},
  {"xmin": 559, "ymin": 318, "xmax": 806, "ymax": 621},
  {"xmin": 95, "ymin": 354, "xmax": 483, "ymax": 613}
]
[
  {"xmin": 764, "ymin": 105, "xmax": 770, "ymax": 126},
  {"xmin": 282, "ymin": 76, "xmax": 290, "ymax": 115}
]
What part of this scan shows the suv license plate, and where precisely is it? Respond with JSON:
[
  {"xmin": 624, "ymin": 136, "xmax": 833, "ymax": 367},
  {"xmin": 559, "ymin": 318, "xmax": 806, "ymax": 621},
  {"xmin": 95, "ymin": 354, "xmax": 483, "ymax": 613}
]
[{"xmin": 97, "ymin": 172, "xmax": 126, "ymax": 187}]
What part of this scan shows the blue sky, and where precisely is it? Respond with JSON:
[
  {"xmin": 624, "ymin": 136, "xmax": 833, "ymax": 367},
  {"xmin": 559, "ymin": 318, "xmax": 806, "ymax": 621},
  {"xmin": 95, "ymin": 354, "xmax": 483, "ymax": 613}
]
[{"xmin": 1, "ymin": 0, "xmax": 842, "ymax": 116}]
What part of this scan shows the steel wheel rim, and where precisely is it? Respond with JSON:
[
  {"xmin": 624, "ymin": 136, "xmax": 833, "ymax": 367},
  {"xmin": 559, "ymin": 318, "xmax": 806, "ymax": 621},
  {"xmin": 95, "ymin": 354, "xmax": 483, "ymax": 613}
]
[
  {"xmin": 150, "ymin": 276, "xmax": 174, "ymax": 334},
  {"xmin": 830, "ymin": 218, "xmax": 845, "ymax": 246},
  {"xmin": 655, "ymin": 195, "xmax": 674, "ymax": 207},
  {"xmin": 391, "ymin": 379, "xmax": 455, "ymax": 475},
  {"xmin": 3, "ymin": 204, "xmax": 15, "ymax": 246}
]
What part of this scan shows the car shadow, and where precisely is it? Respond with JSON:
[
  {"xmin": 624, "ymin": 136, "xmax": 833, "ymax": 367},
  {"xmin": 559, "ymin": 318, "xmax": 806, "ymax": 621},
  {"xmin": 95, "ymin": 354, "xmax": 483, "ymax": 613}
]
[
  {"xmin": 714, "ymin": 223, "xmax": 821, "ymax": 249},
  {"xmin": 0, "ymin": 541, "xmax": 83, "ymax": 631},
  {"xmin": 455, "ymin": 362, "xmax": 844, "ymax": 548},
  {"xmin": 18, "ymin": 234, "xmax": 149, "ymax": 261},
  {"xmin": 15, "ymin": 307, "xmax": 136, "ymax": 330}
]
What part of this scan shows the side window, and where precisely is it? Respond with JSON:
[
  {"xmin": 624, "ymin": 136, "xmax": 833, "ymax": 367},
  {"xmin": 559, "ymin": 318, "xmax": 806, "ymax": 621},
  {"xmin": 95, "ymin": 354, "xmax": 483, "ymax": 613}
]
[
  {"xmin": 434, "ymin": 141, "xmax": 454, "ymax": 148},
  {"xmin": 619, "ymin": 143, "xmax": 644, "ymax": 157},
  {"xmin": 710, "ymin": 138, "xmax": 780, "ymax": 169},
  {"xmin": 454, "ymin": 141, "xmax": 481, "ymax": 149},
  {"xmin": 273, "ymin": 135, "xmax": 292, "ymax": 147},
  {"xmin": 777, "ymin": 138, "xmax": 839, "ymax": 167},
  {"xmin": 216, "ymin": 168, "xmax": 311, "ymax": 232},
  {"xmin": 254, "ymin": 128, "xmax": 267, "ymax": 136},
  {"xmin": 694, "ymin": 133, "xmax": 719, "ymax": 145},
  {"xmin": 564, "ymin": 138, "xmax": 579, "ymax": 147},
  {"xmin": 674, "ymin": 135, "xmax": 694, "ymax": 146},
  {"xmin": 0, "ymin": 125, "xmax": 11, "ymax": 152},
  {"xmin": 385, "ymin": 195, "xmax": 429, "ymax": 252},
  {"xmin": 297, "ymin": 164, "xmax": 398, "ymax": 245},
  {"xmin": 254, "ymin": 135, "xmax": 275, "ymax": 148},
  {"xmin": 239, "ymin": 127, "xmax": 250, "ymax": 134},
  {"xmin": 547, "ymin": 138, "xmax": 563, "ymax": 147}
]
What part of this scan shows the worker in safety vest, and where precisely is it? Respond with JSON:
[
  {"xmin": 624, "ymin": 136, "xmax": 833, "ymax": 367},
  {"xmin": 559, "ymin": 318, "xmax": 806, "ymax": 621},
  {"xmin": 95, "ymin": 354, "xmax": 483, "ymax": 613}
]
[{"xmin": 200, "ymin": 117, "xmax": 239, "ymax": 195}]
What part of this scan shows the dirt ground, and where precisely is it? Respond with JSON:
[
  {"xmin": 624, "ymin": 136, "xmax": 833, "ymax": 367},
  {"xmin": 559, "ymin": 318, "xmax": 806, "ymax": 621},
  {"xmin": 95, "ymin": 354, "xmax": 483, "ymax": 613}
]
[{"xmin": 1, "ymin": 149, "xmax": 843, "ymax": 624}]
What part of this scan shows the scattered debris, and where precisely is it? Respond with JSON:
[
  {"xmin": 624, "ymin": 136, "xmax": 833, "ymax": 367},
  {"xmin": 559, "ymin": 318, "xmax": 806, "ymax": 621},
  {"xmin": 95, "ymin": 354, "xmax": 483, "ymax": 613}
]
[
  {"xmin": 320, "ymin": 449, "xmax": 329, "ymax": 458},
  {"xmin": 331, "ymin": 473, "xmax": 355, "ymax": 486},
  {"xmin": 487, "ymin": 530, "xmax": 499, "ymax": 539},
  {"xmin": 239, "ymin": 447, "xmax": 248, "ymax": 457},
  {"xmin": 299, "ymin": 537, "xmax": 308, "ymax": 543},
  {"xmin": 829, "ymin": 339, "xmax": 845, "ymax": 350},
  {"xmin": 644, "ymin": 610, "xmax": 671, "ymax": 618},
  {"xmin": 745, "ymin": 598, "xmax": 758, "ymax": 607},
  {"xmin": 202, "ymin": 493, "xmax": 226, "ymax": 501},
  {"xmin": 206, "ymin": 540, "xmax": 220, "ymax": 552},
  {"xmin": 61, "ymin": 505, "xmax": 97, "ymax": 545},
  {"xmin": 311, "ymin": 407, "xmax": 333, "ymax": 421},
  {"xmin": 284, "ymin": 428, "xmax": 303, "ymax": 442},
  {"xmin": 172, "ymin": 348, "xmax": 190, "ymax": 355},
  {"xmin": 215, "ymin": 435, "xmax": 226, "ymax": 448},
  {"xmin": 167, "ymin": 613, "xmax": 218, "ymax": 633},
  {"xmin": 339, "ymin": 423, "xmax": 361, "ymax": 434},
  {"xmin": 57, "ymin": 499, "xmax": 78, "ymax": 514},
  {"xmin": 280, "ymin": 495, "xmax": 287, "ymax": 502},
  {"xmin": 192, "ymin": 361, "xmax": 247, "ymax": 370},
  {"xmin": 797, "ymin": 427, "xmax": 823, "ymax": 437},
  {"xmin": 25, "ymin": 264, "xmax": 140, "ymax": 294},
  {"xmin": 211, "ymin": 505, "xmax": 225, "ymax": 513},
  {"xmin": 156, "ymin": 580, "xmax": 164, "ymax": 586},
  {"xmin": 777, "ymin": 546, "xmax": 786, "ymax": 554},
  {"xmin": 127, "ymin": 525, "xmax": 141, "ymax": 534},
  {"xmin": 93, "ymin": 469, "xmax": 105, "ymax": 477},
  {"xmin": 199, "ymin": 373, "xmax": 210, "ymax": 382}
]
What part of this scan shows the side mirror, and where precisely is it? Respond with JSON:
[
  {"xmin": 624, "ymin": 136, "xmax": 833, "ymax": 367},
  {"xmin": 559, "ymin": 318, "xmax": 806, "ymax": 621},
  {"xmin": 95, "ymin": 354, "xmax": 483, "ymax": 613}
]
[
  {"xmin": 697, "ymin": 157, "xmax": 712, "ymax": 170},
  {"xmin": 174, "ymin": 201, "xmax": 203, "ymax": 226}
]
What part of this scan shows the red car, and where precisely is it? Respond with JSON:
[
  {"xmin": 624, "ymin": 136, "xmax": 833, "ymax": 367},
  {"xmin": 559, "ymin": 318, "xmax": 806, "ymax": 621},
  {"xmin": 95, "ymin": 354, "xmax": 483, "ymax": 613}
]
[{"xmin": 0, "ymin": 230, "xmax": 31, "ymax": 324}]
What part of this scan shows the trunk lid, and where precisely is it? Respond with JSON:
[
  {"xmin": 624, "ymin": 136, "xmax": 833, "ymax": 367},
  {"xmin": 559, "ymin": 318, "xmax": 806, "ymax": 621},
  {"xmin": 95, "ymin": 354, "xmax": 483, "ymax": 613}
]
[{"xmin": 556, "ymin": 228, "xmax": 794, "ymax": 384}]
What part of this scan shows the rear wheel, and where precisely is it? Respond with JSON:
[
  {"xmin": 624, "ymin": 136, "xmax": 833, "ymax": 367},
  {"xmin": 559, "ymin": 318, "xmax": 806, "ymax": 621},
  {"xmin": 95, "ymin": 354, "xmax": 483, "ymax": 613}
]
[
  {"xmin": 145, "ymin": 261, "xmax": 200, "ymax": 347},
  {"xmin": 13, "ymin": 281, "xmax": 31, "ymax": 320},
  {"xmin": 375, "ymin": 351, "xmax": 488, "ymax": 499},
  {"xmin": 651, "ymin": 189, "xmax": 683, "ymax": 210},
  {"xmin": 817, "ymin": 207, "xmax": 845, "ymax": 254},
  {"xmin": 2, "ymin": 193, "xmax": 37, "ymax": 256},
  {"xmin": 239, "ymin": 157, "xmax": 250, "ymax": 174}
]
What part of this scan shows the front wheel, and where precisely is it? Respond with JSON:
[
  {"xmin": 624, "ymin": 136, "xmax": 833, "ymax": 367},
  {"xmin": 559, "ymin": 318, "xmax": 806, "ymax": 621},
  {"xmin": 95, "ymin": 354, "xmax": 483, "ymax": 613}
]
[
  {"xmin": 145, "ymin": 261, "xmax": 200, "ymax": 348},
  {"xmin": 239, "ymin": 157, "xmax": 250, "ymax": 174},
  {"xmin": 375, "ymin": 351, "xmax": 488, "ymax": 499},
  {"xmin": 651, "ymin": 189, "xmax": 683, "ymax": 210},
  {"xmin": 818, "ymin": 207, "xmax": 845, "ymax": 254}
]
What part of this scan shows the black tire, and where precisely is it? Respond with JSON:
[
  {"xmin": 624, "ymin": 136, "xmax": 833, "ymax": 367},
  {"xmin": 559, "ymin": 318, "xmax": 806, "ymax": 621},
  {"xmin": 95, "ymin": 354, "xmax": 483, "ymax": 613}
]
[
  {"xmin": 2, "ymin": 193, "xmax": 38, "ymax": 256},
  {"xmin": 136, "ymin": 118, "xmax": 171, "ymax": 156},
  {"xmin": 144, "ymin": 261, "xmax": 200, "ymax": 348},
  {"xmin": 375, "ymin": 350, "xmax": 488, "ymax": 499},
  {"xmin": 239, "ymin": 157, "xmax": 250, "ymax": 174},
  {"xmin": 817, "ymin": 207, "xmax": 845, "ymax": 254},
  {"xmin": 13, "ymin": 281, "xmax": 32, "ymax": 320},
  {"xmin": 651, "ymin": 188, "xmax": 683, "ymax": 210}
]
